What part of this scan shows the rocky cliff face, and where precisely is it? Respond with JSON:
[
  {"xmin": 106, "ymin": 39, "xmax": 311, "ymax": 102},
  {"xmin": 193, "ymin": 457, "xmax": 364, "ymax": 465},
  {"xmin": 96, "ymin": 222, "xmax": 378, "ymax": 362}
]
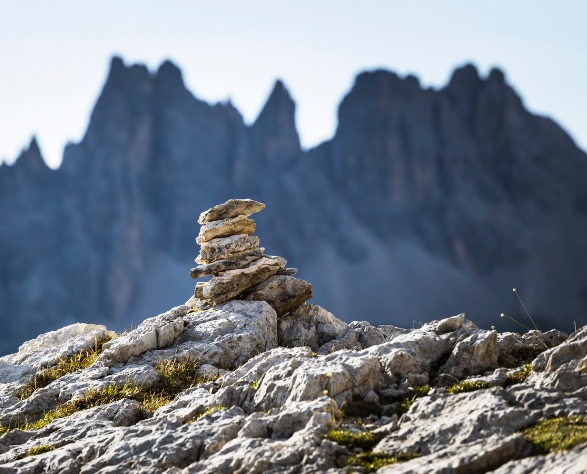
[{"xmin": 1, "ymin": 57, "xmax": 587, "ymax": 354}]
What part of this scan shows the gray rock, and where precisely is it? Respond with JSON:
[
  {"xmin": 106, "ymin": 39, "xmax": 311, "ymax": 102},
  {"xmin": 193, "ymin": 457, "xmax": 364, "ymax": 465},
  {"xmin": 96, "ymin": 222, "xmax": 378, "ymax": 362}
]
[
  {"xmin": 198, "ymin": 199, "xmax": 265, "ymax": 225},
  {"xmin": 99, "ymin": 305, "xmax": 188, "ymax": 366},
  {"xmin": 196, "ymin": 215, "xmax": 256, "ymax": 244},
  {"xmin": 492, "ymin": 443, "xmax": 587, "ymax": 474},
  {"xmin": 530, "ymin": 326, "xmax": 587, "ymax": 392},
  {"xmin": 0, "ymin": 294, "xmax": 585, "ymax": 473},
  {"xmin": 277, "ymin": 304, "xmax": 347, "ymax": 350},
  {"xmin": 440, "ymin": 330, "xmax": 498, "ymax": 377},
  {"xmin": 379, "ymin": 434, "xmax": 530, "ymax": 474},
  {"xmin": 196, "ymin": 257, "xmax": 286, "ymax": 307},
  {"xmin": 244, "ymin": 275, "xmax": 313, "ymax": 316},
  {"xmin": 190, "ymin": 248, "xmax": 264, "ymax": 279},
  {"xmin": 197, "ymin": 234, "xmax": 260, "ymax": 264}
]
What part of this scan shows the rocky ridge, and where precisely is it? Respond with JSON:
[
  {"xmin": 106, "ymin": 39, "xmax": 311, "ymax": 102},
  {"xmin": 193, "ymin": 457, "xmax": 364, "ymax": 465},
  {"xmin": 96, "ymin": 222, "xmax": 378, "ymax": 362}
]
[{"xmin": 0, "ymin": 201, "xmax": 586, "ymax": 473}]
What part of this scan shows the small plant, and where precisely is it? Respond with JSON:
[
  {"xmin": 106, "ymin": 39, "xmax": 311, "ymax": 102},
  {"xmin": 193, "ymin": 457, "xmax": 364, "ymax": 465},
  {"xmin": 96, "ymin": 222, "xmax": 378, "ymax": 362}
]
[
  {"xmin": 14, "ymin": 335, "xmax": 114, "ymax": 400},
  {"xmin": 24, "ymin": 444, "xmax": 56, "ymax": 457},
  {"xmin": 447, "ymin": 380, "xmax": 490, "ymax": 394},
  {"xmin": 22, "ymin": 404, "xmax": 79, "ymax": 431},
  {"xmin": 500, "ymin": 289, "xmax": 548, "ymax": 350},
  {"xmin": 190, "ymin": 405, "xmax": 226, "ymax": 422},
  {"xmin": 325, "ymin": 428, "xmax": 382, "ymax": 450},
  {"xmin": 153, "ymin": 355, "xmax": 207, "ymax": 396},
  {"xmin": 251, "ymin": 378, "xmax": 260, "ymax": 390},
  {"xmin": 523, "ymin": 415, "xmax": 587, "ymax": 454},
  {"xmin": 9, "ymin": 355, "xmax": 217, "ymax": 433},
  {"xmin": 346, "ymin": 452, "xmax": 419, "ymax": 473},
  {"xmin": 505, "ymin": 364, "xmax": 532, "ymax": 386},
  {"xmin": 400, "ymin": 385, "xmax": 430, "ymax": 411}
]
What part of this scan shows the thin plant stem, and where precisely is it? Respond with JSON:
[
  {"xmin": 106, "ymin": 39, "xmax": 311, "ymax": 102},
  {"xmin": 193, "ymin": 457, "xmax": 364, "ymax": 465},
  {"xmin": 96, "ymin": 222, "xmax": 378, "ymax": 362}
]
[
  {"xmin": 500, "ymin": 313, "xmax": 531, "ymax": 332},
  {"xmin": 513, "ymin": 288, "xmax": 540, "ymax": 331}
]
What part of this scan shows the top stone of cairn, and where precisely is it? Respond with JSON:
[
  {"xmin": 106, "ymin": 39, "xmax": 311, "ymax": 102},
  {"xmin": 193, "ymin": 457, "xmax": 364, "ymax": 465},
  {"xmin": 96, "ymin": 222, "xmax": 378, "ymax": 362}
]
[{"xmin": 198, "ymin": 199, "xmax": 266, "ymax": 225}]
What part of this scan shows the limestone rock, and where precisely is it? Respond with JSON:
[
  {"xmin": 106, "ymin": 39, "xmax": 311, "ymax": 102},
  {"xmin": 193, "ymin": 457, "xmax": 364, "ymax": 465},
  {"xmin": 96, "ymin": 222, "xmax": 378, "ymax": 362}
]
[
  {"xmin": 196, "ymin": 234, "xmax": 260, "ymax": 264},
  {"xmin": 440, "ymin": 330, "xmax": 498, "ymax": 377},
  {"xmin": 198, "ymin": 199, "xmax": 265, "ymax": 225},
  {"xmin": 196, "ymin": 215, "xmax": 256, "ymax": 244},
  {"xmin": 1, "ymin": 295, "xmax": 585, "ymax": 473},
  {"xmin": 190, "ymin": 248, "xmax": 264, "ymax": 279},
  {"xmin": 277, "ymin": 304, "xmax": 347, "ymax": 350},
  {"xmin": 530, "ymin": 326, "xmax": 587, "ymax": 392},
  {"xmin": 99, "ymin": 305, "xmax": 188, "ymax": 366},
  {"xmin": 244, "ymin": 275, "xmax": 313, "ymax": 316}
]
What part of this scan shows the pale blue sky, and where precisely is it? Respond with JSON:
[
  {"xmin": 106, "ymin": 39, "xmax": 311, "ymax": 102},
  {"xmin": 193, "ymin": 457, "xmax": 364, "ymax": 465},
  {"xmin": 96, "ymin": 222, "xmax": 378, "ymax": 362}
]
[{"xmin": 1, "ymin": 1, "xmax": 585, "ymax": 168}]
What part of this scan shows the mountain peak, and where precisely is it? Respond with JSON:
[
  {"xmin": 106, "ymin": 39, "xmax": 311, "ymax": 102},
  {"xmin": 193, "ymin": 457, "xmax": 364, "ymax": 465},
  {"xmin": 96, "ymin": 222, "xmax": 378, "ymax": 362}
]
[
  {"xmin": 13, "ymin": 136, "xmax": 48, "ymax": 171},
  {"xmin": 447, "ymin": 63, "xmax": 481, "ymax": 90},
  {"xmin": 156, "ymin": 59, "xmax": 185, "ymax": 89},
  {"xmin": 251, "ymin": 79, "xmax": 301, "ymax": 165}
]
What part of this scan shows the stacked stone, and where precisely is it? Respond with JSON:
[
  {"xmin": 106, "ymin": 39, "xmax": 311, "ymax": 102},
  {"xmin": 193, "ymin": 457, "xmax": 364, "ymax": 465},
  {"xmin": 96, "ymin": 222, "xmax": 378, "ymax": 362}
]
[{"xmin": 189, "ymin": 199, "xmax": 313, "ymax": 316}]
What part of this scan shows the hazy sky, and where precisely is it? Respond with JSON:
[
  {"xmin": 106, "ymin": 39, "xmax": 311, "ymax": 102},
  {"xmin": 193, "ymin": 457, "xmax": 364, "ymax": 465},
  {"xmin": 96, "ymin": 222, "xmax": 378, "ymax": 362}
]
[{"xmin": 1, "ymin": 1, "xmax": 585, "ymax": 168}]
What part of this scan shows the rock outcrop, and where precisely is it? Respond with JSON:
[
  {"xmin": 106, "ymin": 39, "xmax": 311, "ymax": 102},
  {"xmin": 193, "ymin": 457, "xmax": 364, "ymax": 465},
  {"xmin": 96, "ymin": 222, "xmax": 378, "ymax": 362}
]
[{"xmin": 0, "ymin": 202, "xmax": 586, "ymax": 473}]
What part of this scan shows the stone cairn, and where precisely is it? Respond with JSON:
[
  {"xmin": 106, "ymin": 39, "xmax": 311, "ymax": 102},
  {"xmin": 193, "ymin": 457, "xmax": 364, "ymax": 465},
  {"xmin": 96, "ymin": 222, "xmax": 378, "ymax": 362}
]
[{"xmin": 189, "ymin": 199, "xmax": 313, "ymax": 316}]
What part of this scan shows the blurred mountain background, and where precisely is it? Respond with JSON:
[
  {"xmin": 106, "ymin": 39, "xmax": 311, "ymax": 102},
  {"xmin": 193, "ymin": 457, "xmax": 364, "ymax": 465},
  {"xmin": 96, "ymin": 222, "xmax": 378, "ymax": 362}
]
[{"xmin": 1, "ymin": 56, "xmax": 586, "ymax": 354}]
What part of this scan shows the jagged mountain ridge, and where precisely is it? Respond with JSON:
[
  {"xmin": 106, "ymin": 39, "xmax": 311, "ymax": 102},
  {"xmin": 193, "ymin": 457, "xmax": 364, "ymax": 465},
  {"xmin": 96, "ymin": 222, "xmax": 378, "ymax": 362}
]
[{"xmin": 1, "ymin": 57, "xmax": 586, "ymax": 354}]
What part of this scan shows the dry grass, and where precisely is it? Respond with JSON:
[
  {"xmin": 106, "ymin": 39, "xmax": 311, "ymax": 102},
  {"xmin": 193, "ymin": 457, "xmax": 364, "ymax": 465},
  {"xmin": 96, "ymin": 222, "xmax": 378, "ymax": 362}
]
[{"xmin": 14, "ymin": 336, "xmax": 114, "ymax": 400}]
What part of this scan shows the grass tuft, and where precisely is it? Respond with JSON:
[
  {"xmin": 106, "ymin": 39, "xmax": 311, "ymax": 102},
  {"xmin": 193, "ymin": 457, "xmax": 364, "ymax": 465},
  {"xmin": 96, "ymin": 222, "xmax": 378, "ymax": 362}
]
[
  {"xmin": 4, "ymin": 355, "xmax": 217, "ymax": 433},
  {"xmin": 400, "ymin": 385, "xmax": 430, "ymax": 411},
  {"xmin": 14, "ymin": 336, "xmax": 114, "ymax": 400},
  {"xmin": 325, "ymin": 428, "xmax": 382, "ymax": 450},
  {"xmin": 346, "ymin": 452, "xmax": 419, "ymax": 473},
  {"xmin": 24, "ymin": 444, "xmax": 56, "ymax": 457},
  {"xmin": 505, "ymin": 364, "xmax": 532, "ymax": 386},
  {"xmin": 190, "ymin": 406, "xmax": 227, "ymax": 422},
  {"xmin": 523, "ymin": 415, "xmax": 587, "ymax": 454},
  {"xmin": 448, "ymin": 380, "xmax": 490, "ymax": 394},
  {"xmin": 21, "ymin": 404, "xmax": 79, "ymax": 431}
]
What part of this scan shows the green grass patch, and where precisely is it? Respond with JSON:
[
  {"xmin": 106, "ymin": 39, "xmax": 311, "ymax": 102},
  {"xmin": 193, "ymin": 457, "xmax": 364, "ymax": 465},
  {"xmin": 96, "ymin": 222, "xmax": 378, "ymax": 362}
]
[
  {"xmin": 73, "ymin": 356, "xmax": 213, "ymax": 413},
  {"xmin": 21, "ymin": 404, "xmax": 79, "ymax": 431},
  {"xmin": 523, "ymin": 415, "xmax": 587, "ymax": 454},
  {"xmin": 190, "ymin": 406, "xmax": 227, "ymax": 422},
  {"xmin": 346, "ymin": 452, "xmax": 419, "ymax": 473},
  {"xmin": 448, "ymin": 380, "xmax": 490, "ymax": 394},
  {"xmin": 24, "ymin": 444, "xmax": 56, "ymax": 457},
  {"xmin": 505, "ymin": 364, "xmax": 532, "ymax": 386},
  {"xmin": 325, "ymin": 428, "xmax": 382, "ymax": 450},
  {"xmin": 14, "ymin": 336, "xmax": 115, "ymax": 400},
  {"xmin": 400, "ymin": 385, "xmax": 430, "ymax": 411},
  {"xmin": 4, "ymin": 355, "xmax": 217, "ymax": 433}
]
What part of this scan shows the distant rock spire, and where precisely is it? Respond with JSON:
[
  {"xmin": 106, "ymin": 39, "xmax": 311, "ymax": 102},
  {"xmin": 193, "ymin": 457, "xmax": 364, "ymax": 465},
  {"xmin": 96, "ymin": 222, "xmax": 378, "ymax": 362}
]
[
  {"xmin": 14, "ymin": 136, "xmax": 48, "ymax": 171},
  {"xmin": 251, "ymin": 80, "xmax": 301, "ymax": 167}
]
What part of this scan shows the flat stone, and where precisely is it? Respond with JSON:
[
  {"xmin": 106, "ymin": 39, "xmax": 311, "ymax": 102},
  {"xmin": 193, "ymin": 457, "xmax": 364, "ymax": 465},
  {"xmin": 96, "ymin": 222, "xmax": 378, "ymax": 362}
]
[
  {"xmin": 244, "ymin": 275, "xmax": 313, "ymax": 316},
  {"xmin": 190, "ymin": 248, "xmax": 264, "ymax": 279},
  {"xmin": 194, "ymin": 281, "xmax": 206, "ymax": 298},
  {"xmin": 275, "ymin": 267, "xmax": 298, "ymax": 276},
  {"xmin": 198, "ymin": 256, "xmax": 287, "ymax": 306},
  {"xmin": 198, "ymin": 199, "xmax": 265, "ymax": 225},
  {"xmin": 196, "ymin": 234, "xmax": 260, "ymax": 264},
  {"xmin": 196, "ymin": 215, "xmax": 256, "ymax": 244}
]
